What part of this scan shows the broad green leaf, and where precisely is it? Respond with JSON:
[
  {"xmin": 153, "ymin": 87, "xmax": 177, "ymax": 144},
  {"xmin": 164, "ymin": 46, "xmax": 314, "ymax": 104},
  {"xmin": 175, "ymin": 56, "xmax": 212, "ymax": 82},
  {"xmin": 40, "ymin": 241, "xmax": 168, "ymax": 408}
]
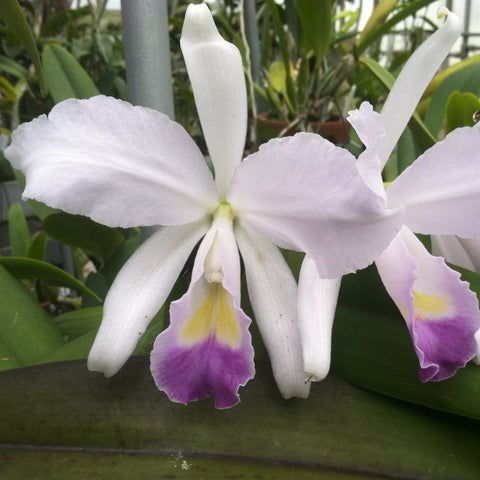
[
  {"xmin": 1, "ymin": 359, "xmax": 480, "ymax": 479},
  {"xmin": 0, "ymin": 265, "xmax": 63, "ymax": 366},
  {"xmin": 0, "ymin": 338, "xmax": 21, "ymax": 371},
  {"xmin": 294, "ymin": 0, "xmax": 332, "ymax": 67},
  {"xmin": 445, "ymin": 91, "xmax": 480, "ymax": 134},
  {"xmin": 53, "ymin": 306, "xmax": 103, "ymax": 335},
  {"xmin": 0, "ymin": 0, "xmax": 47, "ymax": 95},
  {"xmin": 424, "ymin": 62, "xmax": 480, "ymax": 137},
  {"xmin": 334, "ymin": 265, "xmax": 480, "ymax": 420},
  {"xmin": 8, "ymin": 202, "xmax": 31, "ymax": 257},
  {"xmin": 42, "ymin": 43, "xmax": 99, "ymax": 103},
  {"xmin": 27, "ymin": 231, "xmax": 47, "ymax": 261},
  {"xmin": 360, "ymin": 56, "xmax": 436, "ymax": 153},
  {"xmin": 0, "ymin": 257, "xmax": 101, "ymax": 301},
  {"xmin": 41, "ymin": 329, "xmax": 97, "ymax": 363},
  {"xmin": 44, "ymin": 212, "xmax": 124, "ymax": 263}
]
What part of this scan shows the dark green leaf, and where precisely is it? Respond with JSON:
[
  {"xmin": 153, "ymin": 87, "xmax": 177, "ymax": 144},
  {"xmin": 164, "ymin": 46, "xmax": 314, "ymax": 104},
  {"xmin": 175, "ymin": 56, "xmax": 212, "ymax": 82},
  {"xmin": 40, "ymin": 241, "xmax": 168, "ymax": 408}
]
[
  {"xmin": 8, "ymin": 202, "xmax": 31, "ymax": 257},
  {"xmin": 44, "ymin": 212, "xmax": 124, "ymax": 263},
  {"xmin": 42, "ymin": 43, "xmax": 99, "ymax": 102},
  {"xmin": 27, "ymin": 231, "xmax": 48, "ymax": 260},
  {"xmin": 294, "ymin": 0, "xmax": 332, "ymax": 67},
  {"xmin": 0, "ymin": 265, "xmax": 63, "ymax": 366},
  {"xmin": 1, "ymin": 359, "xmax": 480, "ymax": 479},
  {"xmin": 0, "ymin": 257, "xmax": 101, "ymax": 301},
  {"xmin": 53, "ymin": 306, "xmax": 103, "ymax": 335}
]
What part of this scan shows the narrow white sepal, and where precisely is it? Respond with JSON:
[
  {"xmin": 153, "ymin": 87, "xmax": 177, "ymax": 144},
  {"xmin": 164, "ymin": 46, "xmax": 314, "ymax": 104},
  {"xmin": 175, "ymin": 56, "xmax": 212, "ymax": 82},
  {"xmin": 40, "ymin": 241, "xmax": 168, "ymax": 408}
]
[
  {"xmin": 87, "ymin": 219, "xmax": 209, "ymax": 377},
  {"xmin": 378, "ymin": 8, "xmax": 462, "ymax": 168},
  {"xmin": 298, "ymin": 256, "xmax": 341, "ymax": 382},
  {"xmin": 181, "ymin": 4, "xmax": 247, "ymax": 197},
  {"xmin": 234, "ymin": 225, "xmax": 310, "ymax": 399}
]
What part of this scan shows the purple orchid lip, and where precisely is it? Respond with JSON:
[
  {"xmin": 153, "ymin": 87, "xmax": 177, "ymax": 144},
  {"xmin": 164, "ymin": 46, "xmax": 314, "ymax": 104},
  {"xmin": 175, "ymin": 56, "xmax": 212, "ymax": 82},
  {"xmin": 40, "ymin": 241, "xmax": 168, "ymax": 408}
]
[
  {"xmin": 151, "ymin": 280, "xmax": 255, "ymax": 409},
  {"xmin": 376, "ymin": 227, "xmax": 480, "ymax": 382}
]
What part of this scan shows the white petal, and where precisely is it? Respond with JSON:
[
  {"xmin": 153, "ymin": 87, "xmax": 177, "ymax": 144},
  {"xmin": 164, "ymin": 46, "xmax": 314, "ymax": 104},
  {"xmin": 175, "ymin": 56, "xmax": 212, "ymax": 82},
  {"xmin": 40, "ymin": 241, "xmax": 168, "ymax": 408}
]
[
  {"xmin": 297, "ymin": 255, "xmax": 341, "ymax": 382},
  {"xmin": 229, "ymin": 133, "xmax": 403, "ymax": 278},
  {"xmin": 347, "ymin": 102, "xmax": 387, "ymax": 199},
  {"xmin": 234, "ymin": 225, "xmax": 310, "ymax": 399},
  {"xmin": 377, "ymin": 8, "xmax": 462, "ymax": 168},
  {"xmin": 432, "ymin": 235, "xmax": 480, "ymax": 274},
  {"xmin": 5, "ymin": 96, "xmax": 218, "ymax": 227},
  {"xmin": 87, "ymin": 219, "xmax": 210, "ymax": 376},
  {"xmin": 387, "ymin": 127, "xmax": 480, "ymax": 237},
  {"xmin": 181, "ymin": 4, "xmax": 247, "ymax": 197}
]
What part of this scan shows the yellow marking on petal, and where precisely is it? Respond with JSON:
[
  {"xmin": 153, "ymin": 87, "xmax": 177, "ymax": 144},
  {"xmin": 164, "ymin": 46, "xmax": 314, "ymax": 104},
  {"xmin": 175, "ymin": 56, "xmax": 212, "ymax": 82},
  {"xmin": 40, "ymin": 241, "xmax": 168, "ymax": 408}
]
[
  {"xmin": 413, "ymin": 290, "xmax": 449, "ymax": 320},
  {"xmin": 181, "ymin": 283, "xmax": 241, "ymax": 348}
]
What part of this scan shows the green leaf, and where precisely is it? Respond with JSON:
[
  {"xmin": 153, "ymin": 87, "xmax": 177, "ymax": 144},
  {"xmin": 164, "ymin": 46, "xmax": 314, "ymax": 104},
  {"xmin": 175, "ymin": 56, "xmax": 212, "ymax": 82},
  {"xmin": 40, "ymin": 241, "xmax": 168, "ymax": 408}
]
[
  {"xmin": 42, "ymin": 43, "xmax": 99, "ymax": 103},
  {"xmin": 44, "ymin": 212, "xmax": 124, "ymax": 263},
  {"xmin": 0, "ymin": 265, "xmax": 63, "ymax": 366},
  {"xmin": 0, "ymin": 257, "xmax": 102, "ymax": 301},
  {"xmin": 27, "ymin": 231, "xmax": 48, "ymax": 261},
  {"xmin": 0, "ymin": 54, "xmax": 29, "ymax": 79},
  {"xmin": 294, "ymin": 0, "xmax": 332, "ymax": 67},
  {"xmin": 53, "ymin": 306, "xmax": 103, "ymax": 335},
  {"xmin": 41, "ymin": 329, "xmax": 97, "ymax": 363},
  {"xmin": 0, "ymin": 0, "xmax": 47, "ymax": 95},
  {"xmin": 445, "ymin": 91, "xmax": 480, "ymax": 134},
  {"xmin": 334, "ymin": 265, "xmax": 480, "ymax": 420},
  {"xmin": 424, "ymin": 62, "xmax": 480, "ymax": 137},
  {"xmin": 1, "ymin": 359, "xmax": 480, "ymax": 479},
  {"xmin": 8, "ymin": 202, "xmax": 31, "ymax": 257}
]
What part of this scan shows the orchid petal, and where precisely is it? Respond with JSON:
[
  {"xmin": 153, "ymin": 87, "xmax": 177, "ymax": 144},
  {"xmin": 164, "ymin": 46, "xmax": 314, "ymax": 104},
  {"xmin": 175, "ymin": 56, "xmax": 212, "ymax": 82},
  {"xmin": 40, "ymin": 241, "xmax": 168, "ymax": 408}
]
[
  {"xmin": 151, "ymin": 217, "xmax": 254, "ymax": 409},
  {"xmin": 5, "ymin": 96, "xmax": 218, "ymax": 227},
  {"xmin": 181, "ymin": 4, "xmax": 247, "ymax": 198},
  {"xmin": 348, "ymin": 102, "xmax": 387, "ymax": 199},
  {"xmin": 87, "ymin": 219, "xmax": 209, "ymax": 377},
  {"xmin": 432, "ymin": 235, "xmax": 480, "ymax": 274},
  {"xmin": 375, "ymin": 227, "xmax": 480, "ymax": 382},
  {"xmin": 298, "ymin": 255, "xmax": 341, "ymax": 382},
  {"xmin": 377, "ymin": 8, "xmax": 462, "ymax": 168},
  {"xmin": 228, "ymin": 133, "xmax": 403, "ymax": 278},
  {"xmin": 387, "ymin": 127, "xmax": 480, "ymax": 237},
  {"xmin": 234, "ymin": 225, "xmax": 310, "ymax": 399}
]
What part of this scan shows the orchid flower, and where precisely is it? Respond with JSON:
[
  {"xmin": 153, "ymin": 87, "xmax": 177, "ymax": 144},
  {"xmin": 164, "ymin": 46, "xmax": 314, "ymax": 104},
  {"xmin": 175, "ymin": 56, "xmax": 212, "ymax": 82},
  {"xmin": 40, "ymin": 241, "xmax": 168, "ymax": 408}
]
[
  {"xmin": 5, "ymin": 4, "xmax": 402, "ymax": 408},
  {"xmin": 299, "ymin": 7, "xmax": 480, "ymax": 384}
]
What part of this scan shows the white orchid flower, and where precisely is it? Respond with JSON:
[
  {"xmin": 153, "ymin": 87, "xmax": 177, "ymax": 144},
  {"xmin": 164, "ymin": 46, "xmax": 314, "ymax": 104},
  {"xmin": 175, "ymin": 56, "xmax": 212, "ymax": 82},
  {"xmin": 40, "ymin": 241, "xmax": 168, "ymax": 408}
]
[
  {"xmin": 5, "ymin": 4, "xmax": 402, "ymax": 408},
  {"xmin": 300, "ymin": 7, "xmax": 480, "ymax": 383}
]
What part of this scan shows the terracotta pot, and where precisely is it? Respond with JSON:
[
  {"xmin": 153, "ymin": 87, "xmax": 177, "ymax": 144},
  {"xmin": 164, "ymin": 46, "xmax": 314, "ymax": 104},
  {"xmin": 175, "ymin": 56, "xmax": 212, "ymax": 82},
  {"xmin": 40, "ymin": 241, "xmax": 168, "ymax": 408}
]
[{"xmin": 256, "ymin": 112, "xmax": 350, "ymax": 145}]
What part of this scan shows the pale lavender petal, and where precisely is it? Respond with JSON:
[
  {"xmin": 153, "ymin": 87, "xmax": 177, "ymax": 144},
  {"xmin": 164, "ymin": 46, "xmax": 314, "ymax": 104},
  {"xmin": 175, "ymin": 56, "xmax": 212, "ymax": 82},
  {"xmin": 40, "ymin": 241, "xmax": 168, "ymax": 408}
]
[
  {"xmin": 234, "ymin": 225, "xmax": 310, "ymax": 399},
  {"xmin": 347, "ymin": 102, "xmax": 387, "ymax": 199},
  {"xmin": 5, "ymin": 96, "xmax": 218, "ymax": 227},
  {"xmin": 376, "ymin": 8, "xmax": 462, "ymax": 168},
  {"xmin": 297, "ymin": 255, "xmax": 341, "ymax": 381},
  {"xmin": 376, "ymin": 227, "xmax": 480, "ymax": 381},
  {"xmin": 150, "ymin": 217, "xmax": 254, "ymax": 409},
  {"xmin": 387, "ymin": 127, "xmax": 480, "ymax": 238},
  {"xmin": 181, "ymin": 4, "xmax": 247, "ymax": 197},
  {"xmin": 88, "ymin": 219, "xmax": 209, "ymax": 377},
  {"xmin": 228, "ymin": 133, "xmax": 403, "ymax": 278}
]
